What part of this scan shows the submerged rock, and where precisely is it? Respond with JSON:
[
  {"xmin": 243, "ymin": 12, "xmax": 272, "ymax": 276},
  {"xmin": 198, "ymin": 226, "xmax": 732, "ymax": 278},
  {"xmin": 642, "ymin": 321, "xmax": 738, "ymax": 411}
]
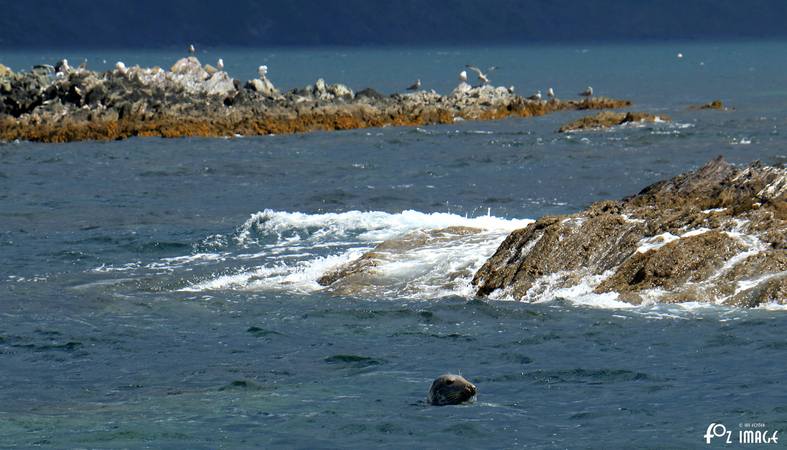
[
  {"xmin": 558, "ymin": 111, "xmax": 670, "ymax": 132},
  {"xmin": 318, "ymin": 226, "xmax": 484, "ymax": 297},
  {"xmin": 472, "ymin": 157, "xmax": 787, "ymax": 307},
  {"xmin": 689, "ymin": 99, "xmax": 729, "ymax": 111}
]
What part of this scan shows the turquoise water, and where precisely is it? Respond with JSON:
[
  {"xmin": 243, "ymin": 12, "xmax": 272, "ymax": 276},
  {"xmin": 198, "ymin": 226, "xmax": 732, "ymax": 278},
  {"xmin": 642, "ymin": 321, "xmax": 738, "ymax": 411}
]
[{"xmin": 1, "ymin": 43, "xmax": 786, "ymax": 448}]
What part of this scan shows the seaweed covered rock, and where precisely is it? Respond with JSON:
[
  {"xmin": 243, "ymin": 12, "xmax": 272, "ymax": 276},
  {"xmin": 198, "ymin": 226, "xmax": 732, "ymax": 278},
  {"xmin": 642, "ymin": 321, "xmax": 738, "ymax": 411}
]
[{"xmin": 0, "ymin": 58, "xmax": 632, "ymax": 143}]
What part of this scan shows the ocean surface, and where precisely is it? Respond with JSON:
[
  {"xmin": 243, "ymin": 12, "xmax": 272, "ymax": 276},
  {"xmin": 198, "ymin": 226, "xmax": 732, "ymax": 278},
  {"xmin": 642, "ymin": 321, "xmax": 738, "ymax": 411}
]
[{"xmin": 1, "ymin": 42, "xmax": 786, "ymax": 448}]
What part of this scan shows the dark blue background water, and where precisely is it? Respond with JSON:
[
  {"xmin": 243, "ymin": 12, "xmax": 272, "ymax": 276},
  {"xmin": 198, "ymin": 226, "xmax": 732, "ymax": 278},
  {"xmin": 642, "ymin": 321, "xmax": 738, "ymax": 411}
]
[{"xmin": 1, "ymin": 43, "xmax": 786, "ymax": 448}]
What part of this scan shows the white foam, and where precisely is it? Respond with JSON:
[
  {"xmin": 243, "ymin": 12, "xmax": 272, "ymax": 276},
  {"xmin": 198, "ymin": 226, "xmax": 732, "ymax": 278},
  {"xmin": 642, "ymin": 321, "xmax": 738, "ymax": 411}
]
[
  {"xmin": 621, "ymin": 214, "xmax": 645, "ymax": 223},
  {"xmin": 636, "ymin": 232, "xmax": 679, "ymax": 253},
  {"xmin": 100, "ymin": 208, "xmax": 787, "ymax": 315},
  {"xmin": 235, "ymin": 209, "xmax": 533, "ymax": 246},
  {"xmin": 179, "ymin": 210, "xmax": 535, "ymax": 297},
  {"xmin": 759, "ymin": 301, "xmax": 787, "ymax": 311},
  {"xmin": 180, "ymin": 249, "xmax": 367, "ymax": 293},
  {"xmin": 635, "ymin": 228, "xmax": 710, "ymax": 254},
  {"xmin": 734, "ymin": 271, "xmax": 787, "ymax": 297}
]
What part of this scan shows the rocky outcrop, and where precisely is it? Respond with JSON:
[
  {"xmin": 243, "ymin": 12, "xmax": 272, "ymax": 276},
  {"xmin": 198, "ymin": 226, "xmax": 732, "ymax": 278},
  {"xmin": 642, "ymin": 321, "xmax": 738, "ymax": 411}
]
[
  {"xmin": 689, "ymin": 100, "xmax": 729, "ymax": 111},
  {"xmin": 0, "ymin": 57, "xmax": 631, "ymax": 143},
  {"xmin": 472, "ymin": 157, "xmax": 787, "ymax": 307},
  {"xmin": 558, "ymin": 111, "xmax": 670, "ymax": 132}
]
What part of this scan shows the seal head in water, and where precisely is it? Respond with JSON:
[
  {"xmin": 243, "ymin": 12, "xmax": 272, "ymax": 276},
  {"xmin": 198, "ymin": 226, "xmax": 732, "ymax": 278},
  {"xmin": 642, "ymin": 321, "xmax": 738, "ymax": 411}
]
[{"xmin": 427, "ymin": 374, "xmax": 476, "ymax": 406}]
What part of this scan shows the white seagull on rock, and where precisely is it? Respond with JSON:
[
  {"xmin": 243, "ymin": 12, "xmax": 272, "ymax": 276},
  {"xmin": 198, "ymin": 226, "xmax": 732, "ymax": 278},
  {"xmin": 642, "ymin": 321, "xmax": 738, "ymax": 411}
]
[
  {"xmin": 406, "ymin": 79, "xmax": 421, "ymax": 91},
  {"xmin": 216, "ymin": 58, "xmax": 224, "ymax": 70},
  {"xmin": 547, "ymin": 87, "xmax": 555, "ymax": 100},
  {"xmin": 527, "ymin": 90, "xmax": 542, "ymax": 101},
  {"xmin": 55, "ymin": 59, "xmax": 70, "ymax": 74},
  {"xmin": 258, "ymin": 65, "xmax": 268, "ymax": 78},
  {"xmin": 115, "ymin": 61, "xmax": 128, "ymax": 76},
  {"xmin": 579, "ymin": 86, "xmax": 593, "ymax": 98},
  {"xmin": 459, "ymin": 70, "xmax": 468, "ymax": 82},
  {"xmin": 188, "ymin": 44, "xmax": 196, "ymax": 55}
]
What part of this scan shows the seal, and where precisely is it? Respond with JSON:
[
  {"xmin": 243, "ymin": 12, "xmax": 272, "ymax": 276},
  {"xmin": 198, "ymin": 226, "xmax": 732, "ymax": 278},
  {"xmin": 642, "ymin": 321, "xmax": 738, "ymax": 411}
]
[{"xmin": 427, "ymin": 374, "xmax": 477, "ymax": 406}]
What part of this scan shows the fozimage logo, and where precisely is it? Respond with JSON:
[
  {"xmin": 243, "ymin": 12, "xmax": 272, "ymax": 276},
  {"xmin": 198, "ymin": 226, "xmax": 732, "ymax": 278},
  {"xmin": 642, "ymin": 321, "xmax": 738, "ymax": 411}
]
[{"xmin": 704, "ymin": 423, "xmax": 780, "ymax": 445}]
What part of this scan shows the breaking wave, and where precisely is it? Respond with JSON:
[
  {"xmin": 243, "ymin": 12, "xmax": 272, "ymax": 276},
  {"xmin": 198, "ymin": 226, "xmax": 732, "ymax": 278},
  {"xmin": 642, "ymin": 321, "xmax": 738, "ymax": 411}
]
[{"xmin": 93, "ymin": 209, "xmax": 783, "ymax": 313}]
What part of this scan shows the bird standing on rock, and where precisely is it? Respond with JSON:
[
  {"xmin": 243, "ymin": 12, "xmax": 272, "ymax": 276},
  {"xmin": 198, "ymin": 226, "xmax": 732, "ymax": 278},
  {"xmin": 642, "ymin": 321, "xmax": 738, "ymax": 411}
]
[
  {"xmin": 527, "ymin": 90, "xmax": 542, "ymax": 101},
  {"xmin": 188, "ymin": 44, "xmax": 196, "ymax": 55},
  {"xmin": 55, "ymin": 59, "xmax": 70, "ymax": 74},
  {"xmin": 547, "ymin": 87, "xmax": 555, "ymax": 100},
  {"xmin": 406, "ymin": 79, "xmax": 421, "ymax": 91},
  {"xmin": 217, "ymin": 59, "xmax": 224, "ymax": 71},
  {"xmin": 459, "ymin": 70, "xmax": 468, "ymax": 83},
  {"xmin": 579, "ymin": 86, "xmax": 593, "ymax": 98}
]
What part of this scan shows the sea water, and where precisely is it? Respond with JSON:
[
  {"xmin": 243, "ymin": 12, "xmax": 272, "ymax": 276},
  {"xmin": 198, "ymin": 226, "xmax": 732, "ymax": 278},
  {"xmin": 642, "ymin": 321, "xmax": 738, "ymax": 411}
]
[{"xmin": 1, "ymin": 42, "xmax": 786, "ymax": 448}]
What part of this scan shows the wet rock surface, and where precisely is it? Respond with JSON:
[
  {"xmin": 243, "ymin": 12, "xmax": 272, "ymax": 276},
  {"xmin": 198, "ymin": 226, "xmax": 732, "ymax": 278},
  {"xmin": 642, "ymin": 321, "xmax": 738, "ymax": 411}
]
[
  {"xmin": 0, "ymin": 57, "xmax": 631, "ymax": 143},
  {"xmin": 558, "ymin": 111, "xmax": 670, "ymax": 132},
  {"xmin": 472, "ymin": 157, "xmax": 787, "ymax": 307},
  {"xmin": 317, "ymin": 226, "xmax": 484, "ymax": 297}
]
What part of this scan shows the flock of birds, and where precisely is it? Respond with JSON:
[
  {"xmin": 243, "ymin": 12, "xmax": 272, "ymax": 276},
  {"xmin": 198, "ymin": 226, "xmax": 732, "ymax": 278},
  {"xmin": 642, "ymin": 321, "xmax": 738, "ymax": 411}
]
[
  {"xmin": 183, "ymin": 44, "xmax": 597, "ymax": 100},
  {"xmin": 57, "ymin": 44, "xmax": 596, "ymax": 102},
  {"xmin": 406, "ymin": 64, "xmax": 594, "ymax": 101}
]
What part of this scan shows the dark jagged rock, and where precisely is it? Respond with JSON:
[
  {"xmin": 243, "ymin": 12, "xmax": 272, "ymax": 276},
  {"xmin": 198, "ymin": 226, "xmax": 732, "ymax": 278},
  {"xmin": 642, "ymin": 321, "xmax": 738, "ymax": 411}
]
[
  {"xmin": 473, "ymin": 157, "xmax": 787, "ymax": 307},
  {"xmin": 0, "ymin": 57, "xmax": 631, "ymax": 143},
  {"xmin": 354, "ymin": 88, "xmax": 386, "ymax": 101},
  {"xmin": 558, "ymin": 111, "xmax": 670, "ymax": 132}
]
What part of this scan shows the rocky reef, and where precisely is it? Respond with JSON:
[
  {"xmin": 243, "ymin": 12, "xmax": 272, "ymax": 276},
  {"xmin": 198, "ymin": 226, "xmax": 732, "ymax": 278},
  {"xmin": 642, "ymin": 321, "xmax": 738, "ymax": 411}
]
[
  {"xmin": 558, "ymin": 111, "xmax": 670, "ymax": 132},
  {"xmin": 0, "ymin": 58, "xmax": 631, "ymax": 143},
  {"xmin": 473, "ymin": 157, "xmax": 787, "ymax": 307}
]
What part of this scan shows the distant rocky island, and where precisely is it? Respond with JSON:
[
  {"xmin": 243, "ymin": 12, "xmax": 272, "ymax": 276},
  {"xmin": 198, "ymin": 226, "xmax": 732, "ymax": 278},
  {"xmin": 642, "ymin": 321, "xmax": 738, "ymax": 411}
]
[{"xmin": 0, "ymin": 57, "xmax": 630, "ymax": 143}]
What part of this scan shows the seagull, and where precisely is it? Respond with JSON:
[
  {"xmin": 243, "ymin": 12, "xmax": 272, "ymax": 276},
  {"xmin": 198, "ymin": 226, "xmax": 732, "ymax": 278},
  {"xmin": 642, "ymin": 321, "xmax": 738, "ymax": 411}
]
[
  {"xmin": 55, "ymin": 59, "xmax": 70, "ymax": 73},
  {"xmin": 527, "ymin": 90, "xmax": 542, "ymax": 101},
  {"xmin": 579, "ymin": 86, "xmax": 593, "ymax": 98},
  {"xmin": 547, "ymin": 87, "xmax": 555, "ymax": 100},
  {"xmin": 465, "ymin": 65, "xmax": 497, "ymax": 85},
  {"xmin": 115, "ymin": 61, "xmax": 127, "ymax": 75},
  {"xmin": 216, "ymin": 58, "xmax": 224, "ymax": 70},
  {"xmin": 188, "ymin": 44, "xmax": 196, "ymax": 55},
  {"xmin": 258, "ymin": 65, "xmax": 268, "ymax": 78},
  {"xmin": 459, "ymin": 70, "xmax": 468, "ymax": 82},
  {"xmin": 406, "ymin": 79, "xmax": 421, "ymax": 91}
]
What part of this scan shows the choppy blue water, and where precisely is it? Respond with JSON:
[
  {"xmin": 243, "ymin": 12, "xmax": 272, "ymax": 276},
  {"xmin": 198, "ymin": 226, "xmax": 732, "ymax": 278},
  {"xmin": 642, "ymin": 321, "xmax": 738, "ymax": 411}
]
[{"xmin": 1, "ymin": 43, "xmax": 786, "ymax": 448}]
